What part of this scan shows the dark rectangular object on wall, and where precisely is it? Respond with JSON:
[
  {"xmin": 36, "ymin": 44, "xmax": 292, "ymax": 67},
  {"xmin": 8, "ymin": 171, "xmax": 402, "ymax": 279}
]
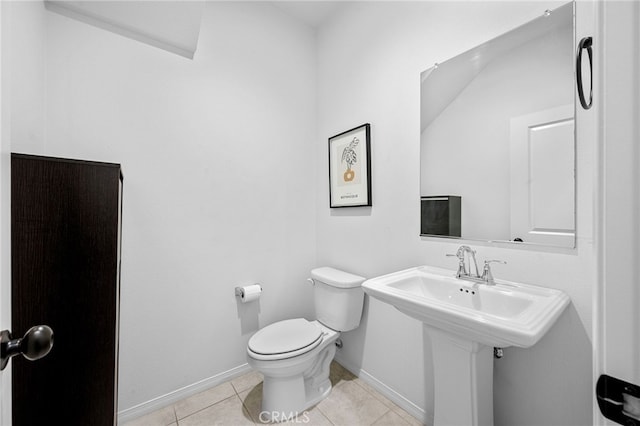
[
  {"xmin": 11, "ymin": 153, "xmax": 122, "ymax": 426},
  {"xmin": 421, "ymin": 195, "xmax": 461, "ymax": 237}
]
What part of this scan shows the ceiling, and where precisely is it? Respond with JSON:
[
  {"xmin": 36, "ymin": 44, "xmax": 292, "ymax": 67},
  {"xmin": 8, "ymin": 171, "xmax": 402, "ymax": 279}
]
[
  {"xmin": 271, "ymin": 1, "xmax": 345, "ymax": 28},
  {"xmin": 44, "ymin": 1, "xmax": 345, "ymax": 59}
]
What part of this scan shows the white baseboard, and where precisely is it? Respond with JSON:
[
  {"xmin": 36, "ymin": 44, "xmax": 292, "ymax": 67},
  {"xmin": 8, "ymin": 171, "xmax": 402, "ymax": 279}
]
[
  {"xmin": 117, "ymin": 363, "xmax": 252, "ymax": 424},
  {"xmin": 334, "ymin": 354, "xmax": 429, "ymax": 425}
]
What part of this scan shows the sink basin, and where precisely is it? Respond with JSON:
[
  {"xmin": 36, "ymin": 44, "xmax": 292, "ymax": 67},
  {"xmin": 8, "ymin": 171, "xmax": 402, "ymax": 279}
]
[{"xmin": 362, "ymin": 265, "xmax": 570, "ymax": 348}]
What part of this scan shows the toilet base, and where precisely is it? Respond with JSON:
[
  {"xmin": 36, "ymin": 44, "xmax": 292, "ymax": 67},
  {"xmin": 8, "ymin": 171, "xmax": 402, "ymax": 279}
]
[
  {"xmin": 261, "ymin": 375, "xmax": 332, "ymax": 422},
  {"xmin": 249, "ymin": 325, "xmax": 339, "ymax": 422}
]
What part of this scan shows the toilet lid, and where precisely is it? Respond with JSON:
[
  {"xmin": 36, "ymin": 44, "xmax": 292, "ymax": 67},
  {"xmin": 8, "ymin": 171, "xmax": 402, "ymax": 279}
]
[{"xmin": 248, "ymin": 318, "xmax": 323, "ymax": 355}]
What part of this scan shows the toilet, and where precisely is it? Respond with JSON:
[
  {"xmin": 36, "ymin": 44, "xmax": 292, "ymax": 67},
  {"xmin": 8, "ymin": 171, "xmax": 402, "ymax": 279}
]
[{"xmin": 246, "ymin": 267, "xmax": 365, "ymax": 420}]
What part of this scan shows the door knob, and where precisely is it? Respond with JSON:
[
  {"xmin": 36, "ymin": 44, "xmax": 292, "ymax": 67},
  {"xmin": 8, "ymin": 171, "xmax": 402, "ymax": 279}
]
[{"xmin": 0, "ymin": 325, "xmax": 54, "ymax": 370}]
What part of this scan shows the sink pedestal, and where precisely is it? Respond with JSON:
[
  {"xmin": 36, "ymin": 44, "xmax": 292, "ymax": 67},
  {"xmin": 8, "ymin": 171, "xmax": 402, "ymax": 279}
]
[{"xmin": 426, "ymin": 325, "xmax": 494, "ymax": 426}]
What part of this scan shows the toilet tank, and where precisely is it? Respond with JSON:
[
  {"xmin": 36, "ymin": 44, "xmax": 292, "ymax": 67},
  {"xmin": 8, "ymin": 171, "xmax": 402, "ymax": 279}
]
[{"xmin": 310, "ymin": 267, "xmax": 365, "ymax": 332}]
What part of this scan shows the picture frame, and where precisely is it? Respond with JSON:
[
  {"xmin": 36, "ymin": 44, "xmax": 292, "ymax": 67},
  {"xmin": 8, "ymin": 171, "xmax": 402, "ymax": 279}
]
[{"xmin": 328, "ymin": 123, "xmax": 372, "ymax": 208}]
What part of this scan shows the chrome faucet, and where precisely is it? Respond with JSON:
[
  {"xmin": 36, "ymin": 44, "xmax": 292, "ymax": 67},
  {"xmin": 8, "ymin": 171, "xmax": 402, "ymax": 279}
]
[
  {"xmin": 447, "ymin": 245, "xmax": 480, "ymax": 279},
  {"xmin": 447, "ymin": 246, "xmax": 506, "ymax": 285}
]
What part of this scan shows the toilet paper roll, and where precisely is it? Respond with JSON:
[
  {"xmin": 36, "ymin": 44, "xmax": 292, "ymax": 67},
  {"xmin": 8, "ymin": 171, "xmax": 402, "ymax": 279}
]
[{"xmin": 237, "ymin": 284, "xmax": 262, "ymax": 303}]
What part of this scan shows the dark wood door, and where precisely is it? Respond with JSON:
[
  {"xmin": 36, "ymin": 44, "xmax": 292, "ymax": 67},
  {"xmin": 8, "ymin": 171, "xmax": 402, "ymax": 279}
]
[{"xmin": 11, "ymin": 154, "xmax": 122, "ymax": 426}]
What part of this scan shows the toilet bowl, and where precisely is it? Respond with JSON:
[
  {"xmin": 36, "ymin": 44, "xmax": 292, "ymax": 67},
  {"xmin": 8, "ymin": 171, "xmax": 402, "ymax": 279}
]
[
  {"xmin": 247, "ymin": 319, "xmax": 339, "ymax": 417},
  {"xmin": 246, "ymin": 267, "xmax": 365, "ymax": 420}
]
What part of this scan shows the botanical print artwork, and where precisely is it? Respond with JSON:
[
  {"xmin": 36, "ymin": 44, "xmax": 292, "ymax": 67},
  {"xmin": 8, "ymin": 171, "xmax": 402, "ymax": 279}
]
[
  {"xmin": 342, "ymin": 137, "xmax": 359, "ymax": 182},
  {"xmin": 328, "ymin": 123, "xmax": 371, "ymax": 208}
]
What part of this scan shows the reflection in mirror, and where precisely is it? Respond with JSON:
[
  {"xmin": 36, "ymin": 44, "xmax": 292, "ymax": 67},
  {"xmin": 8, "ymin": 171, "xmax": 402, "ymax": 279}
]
[{"xmin": 420, "ymin": 2, "xmax": 575, "ymax": 248}]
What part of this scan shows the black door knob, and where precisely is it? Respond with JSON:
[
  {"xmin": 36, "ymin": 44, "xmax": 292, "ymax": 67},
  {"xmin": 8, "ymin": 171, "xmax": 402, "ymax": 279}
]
[{"xmin": 0, "ymin": 325, "xmax": 54, "ymax": 370}]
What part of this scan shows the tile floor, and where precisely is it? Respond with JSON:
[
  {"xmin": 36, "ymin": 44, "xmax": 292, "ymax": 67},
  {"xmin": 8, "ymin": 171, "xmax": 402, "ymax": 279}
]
[{"xmin": 123, "ymin": 362, "xmax": 423, "ymax": 426}]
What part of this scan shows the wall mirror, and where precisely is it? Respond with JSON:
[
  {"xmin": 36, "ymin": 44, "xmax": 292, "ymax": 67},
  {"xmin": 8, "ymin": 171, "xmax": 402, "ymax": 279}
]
[{"xmin": 420, "ymin": 2, "xmax": 575, "ymax": 248}]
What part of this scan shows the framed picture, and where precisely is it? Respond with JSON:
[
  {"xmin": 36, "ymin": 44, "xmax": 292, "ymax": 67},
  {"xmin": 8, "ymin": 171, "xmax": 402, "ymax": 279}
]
[{"xmin": 328, "ymin": 123, "xmax": 372, "ymax": 208}]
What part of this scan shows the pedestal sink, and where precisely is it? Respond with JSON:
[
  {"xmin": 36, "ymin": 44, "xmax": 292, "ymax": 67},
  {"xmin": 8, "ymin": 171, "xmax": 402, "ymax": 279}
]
[{"xmin": 362, "ymin": 265, "xmax": 570, "ymax": 426}]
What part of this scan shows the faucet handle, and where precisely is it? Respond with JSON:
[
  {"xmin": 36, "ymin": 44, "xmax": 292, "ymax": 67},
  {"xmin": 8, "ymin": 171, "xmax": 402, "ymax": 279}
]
[
  {"xmin": 446, "ymin": 253, "xmax": 466, "ymax": 277},
  {"xmin": 482, "ymin": 260, "xmax": 506, "ymax": 284}
]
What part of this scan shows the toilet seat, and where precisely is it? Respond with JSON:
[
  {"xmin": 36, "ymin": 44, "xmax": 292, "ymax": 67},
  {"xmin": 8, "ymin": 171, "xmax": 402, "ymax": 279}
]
[{"xmin": 248, "ymin": 318, "xmax": 324, "ymax": 361}]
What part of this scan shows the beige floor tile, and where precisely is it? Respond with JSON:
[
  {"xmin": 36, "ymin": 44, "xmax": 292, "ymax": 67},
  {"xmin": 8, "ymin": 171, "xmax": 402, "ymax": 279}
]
[
  {"xmin": 392, "ymin": 409, "xmax": 423, "ymax": 426},
  {"xmin": 239, "ymin": 383, "xmax": 332, "ymax": 425},
  {"xmin": 122, "ymin": 405, "xmax": 176, "ymax": 426},
  {"xmin": 353, "ymin": 378, "xmax": 423, "ymax": 426},
  {"xmin": 231, "ymin": 371, "xmax": 264, "ymax": 394},
  {"xmin": 238, "ymin": 382, "xmax": 263, "ymax": 423},
  {"xmin": 174, "ymin": 382, "xmax": 236, "ymax": 420},
  {"xmin": 353, "ymin": 378, "xmax": 389, "ymax": 406},
  {"xmin": 329, "ymin": 361, "xmax": 356, "ymax": 387},
  {"xmin": 130, "ymin": 361, "xmax": 423, "ymax": 426},
  {"xmin": 372, "ymin": 410, "xmax": 410, "ymax": 425},
  {"xmin": 283, "ymin": 407, "xmax": 332, "ymax": 426},
  {"xmin": 317, "ymin": 381, "xmax": 389, "ymax": 426},
  {"xmin": 178, "ymin": 395, "xmax": 254, "ymax": 426}
]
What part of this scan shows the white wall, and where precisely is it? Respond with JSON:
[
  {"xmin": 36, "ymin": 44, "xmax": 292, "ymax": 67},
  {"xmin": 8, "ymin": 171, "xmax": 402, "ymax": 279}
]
[
  {"xmin": 317, "ymin": 2, "xmax": 593, "ymax": 425},
  {"xmin": 10, "ymin": 1, "xmax": 318, "ymax": 412},
  {"xmin": 8, "ymin": 1, "xmax": 45, "ymax": 153},
  {"xmin": 421, "ymin": 27, "xmax": 573, "ymax": 241}
]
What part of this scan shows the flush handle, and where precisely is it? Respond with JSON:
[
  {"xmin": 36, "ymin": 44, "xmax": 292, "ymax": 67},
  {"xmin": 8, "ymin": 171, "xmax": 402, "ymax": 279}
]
[{"xmin": 0, "ymin": 325, "xmax": 54, "ymax": 370}]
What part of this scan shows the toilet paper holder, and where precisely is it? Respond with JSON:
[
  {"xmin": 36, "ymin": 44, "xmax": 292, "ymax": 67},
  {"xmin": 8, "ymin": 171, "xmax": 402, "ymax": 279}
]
[
  {"xmin": 597, "ymin": 374, "xmax": 640, "ymax": 425},
  {"xmin": 235, "ymin": 284, "xmax": 262, "ymax": 298}
]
